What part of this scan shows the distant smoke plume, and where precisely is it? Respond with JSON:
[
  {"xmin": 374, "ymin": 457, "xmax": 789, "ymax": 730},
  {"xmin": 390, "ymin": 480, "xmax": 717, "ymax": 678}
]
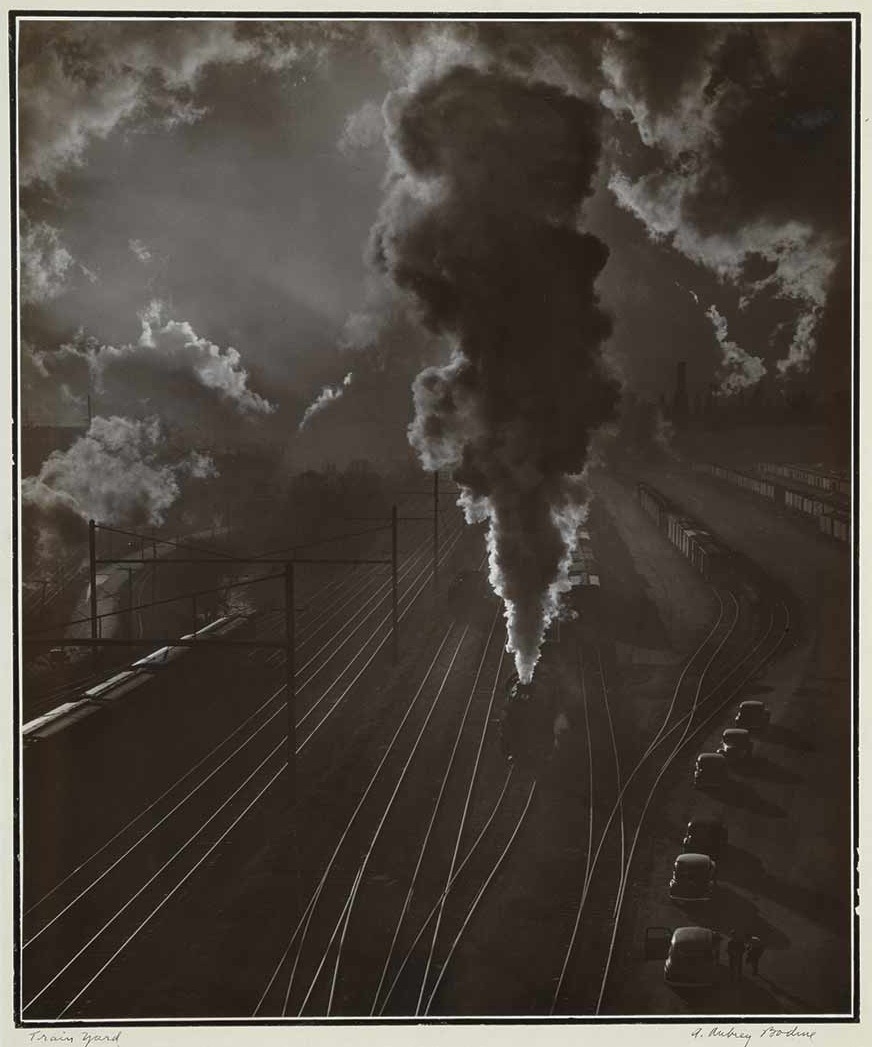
[
  {"xmin": 706, "ymin": 305, "xmax": 767, "ymax": 393},
  {"xmin": 374, "ymin": 67, "xmax": 619, "ymax": 682},
  {"xmin": 298, "ymin": 372, "xmax": 353, "ymax": 430},
  {"xmin": 22, "ymin": 415, "xmax": 216, "ymax": 569}
]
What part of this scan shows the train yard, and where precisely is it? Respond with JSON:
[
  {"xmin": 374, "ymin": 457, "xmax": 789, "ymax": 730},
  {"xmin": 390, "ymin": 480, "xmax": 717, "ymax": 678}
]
[{"xmin": 18, "ymin": 459, "xmax": 852, "ymax": 1020}]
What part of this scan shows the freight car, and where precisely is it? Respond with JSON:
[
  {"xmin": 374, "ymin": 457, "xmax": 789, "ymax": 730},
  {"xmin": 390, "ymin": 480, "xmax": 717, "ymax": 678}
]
[
  {"xmin": 692, "ymin": 462, "xmax": 777, "ymax": 501},
  {"xmin": 693, "ymin": 461, "xmax": 850, "ymax": 540},
  {"xmin": 760, "ymin": 462, "xmax": 851, "ymax": 498},
  {"xmin": 819, "ymin": 511, "xmax": 850, "ymax": 542},
  {"xmin": 637, "ymin": 483, "xmax": 729, "ymax": 584},
  {"xmin": 23, "ymin": 614, "xmax": 244, "ymax": 744}
]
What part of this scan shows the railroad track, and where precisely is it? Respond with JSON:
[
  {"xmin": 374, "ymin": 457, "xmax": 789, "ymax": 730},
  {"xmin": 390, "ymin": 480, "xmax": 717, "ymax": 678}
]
[
  {"xmin": 253, "ymin": 597, "xmax": 541, "ymax": 1018},
  {"xmin": 595, "ymin": 596, "xmax": 791, "ymax": 1014},
  {"xmin": 547, "ymin": 585, "xmax": 790, "ymax": 1015},
  {"xmin": 21, "ymin": 517, "xmax": 471, "ymax": 1019},
  {"xmin": 23, "ymin": 521, "xmax": 448, "ymax": 907}
]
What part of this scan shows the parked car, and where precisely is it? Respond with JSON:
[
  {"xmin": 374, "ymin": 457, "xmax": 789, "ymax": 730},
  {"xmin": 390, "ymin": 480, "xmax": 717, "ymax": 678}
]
[
  {"xmin": 663, "ymin": 926, "xmax": 719, "ymax": 987},
  {"xmin": 682, "ymin": 816, "xmax": 727, "ymax": 861},
  {"xmin": 735, "ymin": 700, "xmax": 770, "ymax": 731},
  {"xmin": 718, "ymin": 727, "xmax": 753, "ymax": 763},
  {"xmin": 693, "ymin": 752, "xmax": 729, "ymax": 789},
  {"xmin": 669, "ymin": 853, "xmax": 717, "ymax": 902}
]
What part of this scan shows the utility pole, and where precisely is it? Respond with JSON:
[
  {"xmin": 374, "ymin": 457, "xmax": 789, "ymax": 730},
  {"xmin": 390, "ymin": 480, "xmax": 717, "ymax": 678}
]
[
  {"xmin": 88, "ymin": 520, "xmax": 98, "ymax": 640},
  {"xmin": 128, "ymin": 567, "xmax": 135, "ymax": 638},
  {"xmin": 285, "ymin": 561, "xmax": 296, "ymax": 793},
  {"xmin": 433, "ymin": 470, "xmax": 439, "ymax": 590},
  {"xmin": 284, "ymin": 559, "xmax": 300, "ymax": 911},
  {"xmin": 391, "ymin": 505, "xmax": 399, "ymax": 664}
]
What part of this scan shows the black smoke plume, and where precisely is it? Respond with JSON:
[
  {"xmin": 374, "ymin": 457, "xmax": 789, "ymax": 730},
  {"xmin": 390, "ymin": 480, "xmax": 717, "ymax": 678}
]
[{"xmin": 373, "ymin": 67, "xmax": 620, "ymax": 681}]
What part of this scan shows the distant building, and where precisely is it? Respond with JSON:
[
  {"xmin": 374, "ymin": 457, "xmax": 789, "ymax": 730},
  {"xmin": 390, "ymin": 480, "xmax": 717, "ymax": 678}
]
[{"xmin": 672, "ymin": 361, "xmax": 689, "ymax": 429}]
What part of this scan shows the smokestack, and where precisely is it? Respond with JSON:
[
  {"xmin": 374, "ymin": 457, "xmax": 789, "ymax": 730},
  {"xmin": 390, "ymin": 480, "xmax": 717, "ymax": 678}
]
[{"xmin": 672, "ymin": 361, "xmax": 689, "ymax": 429}]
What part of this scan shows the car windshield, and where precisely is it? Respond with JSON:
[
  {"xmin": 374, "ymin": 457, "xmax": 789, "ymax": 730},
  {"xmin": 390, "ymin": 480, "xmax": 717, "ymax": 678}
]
[
  {"xmin": 676, "ymin": 861, "xmax": 709, "ymax": 876},
  {"xmin": 673, "ymin": 940, "xmax": 711, "ymax": 957}
]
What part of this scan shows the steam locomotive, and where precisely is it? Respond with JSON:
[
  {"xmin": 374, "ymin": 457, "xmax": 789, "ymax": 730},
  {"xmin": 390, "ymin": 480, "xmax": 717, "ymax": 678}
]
[{"xmin": 499, "ymin": 671, "xmax": 560, "ymax": 770}]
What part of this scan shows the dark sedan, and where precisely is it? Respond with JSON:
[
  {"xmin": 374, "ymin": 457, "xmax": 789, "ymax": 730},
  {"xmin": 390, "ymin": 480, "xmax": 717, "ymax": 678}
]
[
  {"xmin": 693, "ymin": 752, "xmax": 729, "ymax": 789},
  {"xmin": 682, "ymin": 816, "xmax": 727, "ymax": 861},
  {"xmin": 669, "ymin": 853, "xmax": 717, "ymax": 902},
  {"xmin": 664, "ymin": 926, "xmax": 719, "ymax": 987},
  {"xmin": 718, "ymin": 727, "xmax": 753, "ymax": 763},
  {"xmin": 735, "ymin": 700, "xmax": 770, "ymax": 731}
]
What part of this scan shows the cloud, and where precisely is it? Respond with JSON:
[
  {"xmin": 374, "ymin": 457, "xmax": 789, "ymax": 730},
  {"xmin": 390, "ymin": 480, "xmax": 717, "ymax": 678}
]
[
  {"xmin": 602, "ymin": 22, "xmax": 848, "ymax": 378},
  {"xmin": 18, "ymin": 21, "xmax": 343, "ymax": 186},
  {"xmin": 338, "ymin": 101, "xmax": 385, "ymax": 156},
  {"xmin": 30, "ymin": 301, "xmax": 275, "ymax": 418},
  {"xmin": 20, "ymin": 217, "xmax": 74, "ymax": 303},
  {"xmin": 611, "ymin": 167, "xmax": 837, "ymax": 375},
  {"xmin": 22, "ymin": 414, "xmax": 216, "ymax": 569},
  {"xmin": 128, "ymin": 238, "xmax": 152, "ymax": 263}
]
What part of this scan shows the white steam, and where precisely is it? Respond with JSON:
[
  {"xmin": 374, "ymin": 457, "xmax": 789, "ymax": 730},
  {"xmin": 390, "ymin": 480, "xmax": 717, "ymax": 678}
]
[
  {"xmin": 30, "ymin": 302, "xmax": 275, "ymax": 417},
  {"xmin": 298, "ymin": 372, "xmax": 353, "ymax": 430},
  {"xmin": 22, "ymin": 415, "xmax": 216, "ymax": 568}
]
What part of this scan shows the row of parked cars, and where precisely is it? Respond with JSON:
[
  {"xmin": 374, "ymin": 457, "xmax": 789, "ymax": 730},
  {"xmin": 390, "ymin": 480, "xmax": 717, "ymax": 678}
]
[{"xmin": 661, "ymin": 699, "xmax": 771, "ymax": 988}]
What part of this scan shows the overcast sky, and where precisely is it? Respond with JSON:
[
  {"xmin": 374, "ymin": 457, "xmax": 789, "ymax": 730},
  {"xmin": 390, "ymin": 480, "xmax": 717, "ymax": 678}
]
[{"xmin": 18, "ymin": 18, "xmax": 854, "ymax": 454}]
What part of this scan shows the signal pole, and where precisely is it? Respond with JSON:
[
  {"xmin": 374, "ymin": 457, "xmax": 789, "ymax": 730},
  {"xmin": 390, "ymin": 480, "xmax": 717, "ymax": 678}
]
[
  {"xmin": 285, "ymin": 559, "xmax": 300, "ymax": 911},
  {"xmin": 285, "ymin": 561, "xmax": 296, "ymax": 796},
  {"xmin": 88, "ymin": 520, "xmax": 98, "ymax": 640},
  {"xmin": 433, "ymin": 470, "xmax": 439, "ymax": 589},
  {"xmin": 391, "ymin": 505, "xmax": 399, "ymax": 664}
]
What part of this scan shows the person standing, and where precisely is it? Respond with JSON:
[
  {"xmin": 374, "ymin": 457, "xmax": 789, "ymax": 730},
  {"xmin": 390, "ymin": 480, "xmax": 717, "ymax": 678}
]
[
  {"xmin": 745, "ymin": 934, "xmax": 764, "ymax": 976},
  {"xmin": 726, "ymin": 930, "xmax": 744, "ymax": 981}
]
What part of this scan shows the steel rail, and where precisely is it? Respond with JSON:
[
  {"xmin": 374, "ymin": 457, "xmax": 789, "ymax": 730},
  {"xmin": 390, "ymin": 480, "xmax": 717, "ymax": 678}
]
[
  {"xmin": 295, "ymin": 628, "xmax": 470, "ymax": 1016},
  {"xmin": 374, "ymin": 767, "xmax": 514, "ymax": 1016},
  {"xmin": 549, "ymin": 588, "xmax": 737, "ymax": 1013},
  {"xmin": 328, "ymin": 609, "xmax": 503, "ymax": 1015},
  {"xmin": 252, "ymin": 626, "xmax": 456, "ymax": 1017},
  {"xmin": 372, "ymin": 611, "xmax": 504, "ymax": 1015},
  {"xmin": 548, "ymin": 642, "xmax": 600, "ymax": 1015},
  {"xmin": 275, "ymin": 530, "xmax": 467, "ymax": 1013},
  {"xmin": 422, "ymin": 780, "xmax": 538, "ymax": 1015},
  {"xmin": 413, "ymin": 611, "xmax": 504, "ymax": 1015},
  {"xmin": 597, "ymin": 645, "xmax": 625, "ymax": 917}
]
